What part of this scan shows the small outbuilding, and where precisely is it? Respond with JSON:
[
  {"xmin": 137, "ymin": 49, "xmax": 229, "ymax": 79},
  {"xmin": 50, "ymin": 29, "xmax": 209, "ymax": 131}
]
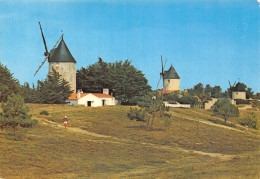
[{"xmin": 66, "ymin": 89, "xmax": 116, "ymax": 107}]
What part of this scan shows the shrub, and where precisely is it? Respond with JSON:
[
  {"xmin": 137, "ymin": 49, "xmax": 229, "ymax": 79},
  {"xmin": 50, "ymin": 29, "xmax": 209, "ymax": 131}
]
[
  {"xmin": 239, "ymin": 112, "xmax": 258, "ymax": 129},
  {"xmin": 235, "ymin": 99, "xmax": 249, "ymax": 105},
  {"xmin": 0, "ymin": 93, "xmax": 37, "ymax": 136},
  {"xmin": 40, "ymin": 110, "xmax": 49, "ymax": 115},
  {"xmin": 213, "ymin": 98, "xmax": 239, "ymax": 122},
  {"xmin": 252, "ymin": 100, "xmax": 260, "ymax": 107},
  {"xmin": 6, "ymin": 134, "xmax": 22, "ymax": 141},
  {"xmin": 127, "ymin": 108, "xmax": 146, "ymax": 122}
]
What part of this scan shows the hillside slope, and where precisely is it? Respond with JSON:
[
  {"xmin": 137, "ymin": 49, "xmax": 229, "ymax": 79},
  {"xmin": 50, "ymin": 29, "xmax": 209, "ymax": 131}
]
[{"xmin": 0, "ymin": 104, "xmax": 259, "ymax": 178}]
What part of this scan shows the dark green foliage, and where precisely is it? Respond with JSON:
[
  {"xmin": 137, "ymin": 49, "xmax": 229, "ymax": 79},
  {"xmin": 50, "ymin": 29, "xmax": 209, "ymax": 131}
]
[
  {"xmin": 213, "ymin": 98, "xmax": 239, "ymax": 122},
  {"xmin": 127, "ymin": 92, "xmax": 171, "ymax": 130},
  {"xmin": 127, "ymin": 108, "xmax": 145, "ymax": 121},
  {"xmin": 207, "ymin": 118, "xmax": 236, "ymax": 128},
  {"xmin": 246, "ymin": 88, "xmax": 254, "ymax": 99},
  {"xmin": 211, "ymin": 86, "xmax": 222, "ymax": 98},
  {"xmin": 163, "ymin": 92, "xmax": 199, "ymax": 105},
  {"xmin": 0, "ymin": 94, "xmax": 37, "ymax": 136},
  {"xmin": 188, "ymin": 83, "xmax": 204, "ymax": 96},
  {"xmin": 77, "ymin": 58, "xmax": 151, "ymax": 104},
  {"xmin": 239, "ymin": 112, "xmax": 258, "ymax": 129},
  {"xmin": 37, "ymin": 68, "xmax": 73, "ymax": 104},
  {"xmin": 20, "ymin": 82, "xmax": 39, "ymax": 103},
  {"xmin": 252, "ymin": 100, "xmax": 260, "ymax": 107},
  {"xmin": 0, "ymin": 63, "xmax": 20, "ymax": 102},
  {"xmin": 40, "ymin": 110, "xmax": 49, "ymax": 115},
  {"xmin": 235, "ymin": 99, "xmax": 249, "ymax": 105},
  {"xmin": 188, "ymin": 83, "xmax": 224, "ymax": 100}
]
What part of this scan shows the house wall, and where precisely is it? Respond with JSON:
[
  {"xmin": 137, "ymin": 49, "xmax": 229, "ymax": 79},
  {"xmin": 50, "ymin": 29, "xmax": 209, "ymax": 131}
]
[
  {"xmin": 163, "ymin": 79, "xmax": 180, "ymax": 91},
  {"xmin": 78, "ymin": 94, "xmax": 102, "ymax": 107},
  {"xmin": 232, "ymin": 91, "xmax": 246, "ymax": 100},
  {"xmin": 99, "ymin": 97, "xmax": 116, "ymax": 106},
  {"xmin": 49, "ymin": 62, "xmax": 76, "ymax": 92},
  {"xmin": 204, "ymin": 98, "xmax": 218, "ymax": 110},
  {"xmin": 66, "ymin": 99, "xmax": 78, "ymax": 106}
]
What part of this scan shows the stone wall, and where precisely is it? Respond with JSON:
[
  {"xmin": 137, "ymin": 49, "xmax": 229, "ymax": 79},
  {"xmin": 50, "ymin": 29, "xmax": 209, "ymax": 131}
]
[
  {"xmin": 163, "ymin": 79, "xmax": 180, "ymax": 91},
  {"xmin": 49, "ymin": 62, "xmax": 76, "ymax": 92}
]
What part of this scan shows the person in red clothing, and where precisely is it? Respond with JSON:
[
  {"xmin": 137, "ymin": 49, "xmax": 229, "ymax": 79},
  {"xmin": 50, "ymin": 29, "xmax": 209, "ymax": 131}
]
[{"xmin": 63, "ymin": 116, "xmax": 68, "ymax": 128}]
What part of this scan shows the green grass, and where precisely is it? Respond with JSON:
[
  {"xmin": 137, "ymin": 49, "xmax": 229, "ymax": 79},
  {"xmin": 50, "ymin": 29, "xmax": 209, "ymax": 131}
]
[{"xmin": 0, "ymin": 104, "xmax": 259, "ymax": 178}]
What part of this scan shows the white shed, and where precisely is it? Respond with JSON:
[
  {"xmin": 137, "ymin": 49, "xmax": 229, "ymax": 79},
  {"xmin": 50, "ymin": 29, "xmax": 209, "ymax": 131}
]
[{"xmin": 66, "ymin": 90, "xmax": 116, "ymax": 107}]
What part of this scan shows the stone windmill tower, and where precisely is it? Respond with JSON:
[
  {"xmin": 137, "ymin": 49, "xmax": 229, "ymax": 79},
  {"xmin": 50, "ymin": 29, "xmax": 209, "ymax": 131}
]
[
  {"xmin": 157, "ymin": 55, "xmax": 180, "ymax": 92},
  {"xmin": 163, "ymin": 65, "xmax": 180, "ymax": 91},
  {"xmin": 34, "ymin": 22, "xmax": 76, "ymax": 92}
]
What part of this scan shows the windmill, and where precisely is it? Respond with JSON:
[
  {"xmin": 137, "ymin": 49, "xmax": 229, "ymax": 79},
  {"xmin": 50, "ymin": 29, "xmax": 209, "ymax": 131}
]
[
  {"xmin": 34, "ymin": 22, "xmax": 63, "ymax": 76},
  {"xmin": 156, "ymin": 55, "xmax": 167, "ymax": 89}
]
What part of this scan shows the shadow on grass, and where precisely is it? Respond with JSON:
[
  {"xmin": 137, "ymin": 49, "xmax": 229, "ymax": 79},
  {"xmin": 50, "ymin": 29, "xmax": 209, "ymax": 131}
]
[
  {"xmin": 126, "ymin": 125, "xmax": 165, "ymax": 131},
  {"xmin": 207, "ymin": 118, "xmax": 236, "ymax": 128}
]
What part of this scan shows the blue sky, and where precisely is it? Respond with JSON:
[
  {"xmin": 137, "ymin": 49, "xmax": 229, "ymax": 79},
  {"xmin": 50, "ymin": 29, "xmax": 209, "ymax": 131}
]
[{"xmin": 0, "ymin": 0, "xmax": 259, "ymax": 92}]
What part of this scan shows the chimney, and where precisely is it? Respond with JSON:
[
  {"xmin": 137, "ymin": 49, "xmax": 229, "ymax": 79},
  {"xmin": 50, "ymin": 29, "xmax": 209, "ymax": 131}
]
[
  {"xmin": 77, "ymin": 89, "xmax": 81, "ymax": 99},
  {"xmin": 103, "ymin": 88, "xmax": 109, "ymax": 95}
]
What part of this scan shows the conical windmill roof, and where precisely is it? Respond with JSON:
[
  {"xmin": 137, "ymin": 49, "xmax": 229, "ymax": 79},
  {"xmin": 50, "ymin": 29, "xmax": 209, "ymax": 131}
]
[
  {"xmin": 49, "ymin": 37, "xmax": 76, "ymax": 63},
  {"xmin": 164, "ymin": 65, "xmax": 180, "ymax": 79}
]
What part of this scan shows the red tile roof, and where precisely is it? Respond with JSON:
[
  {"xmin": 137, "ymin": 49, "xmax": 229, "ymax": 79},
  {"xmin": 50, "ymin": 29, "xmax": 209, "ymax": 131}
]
[{"xmin": 68, "ymin": 93, "xmax": 114, "ymax": 100}]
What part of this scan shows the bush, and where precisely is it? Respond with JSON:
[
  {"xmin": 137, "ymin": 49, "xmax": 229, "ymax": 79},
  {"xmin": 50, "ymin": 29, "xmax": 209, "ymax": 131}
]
[
  {"xmin": 127, "ymin": 108, "xmax": 146, "ymax": 122},
  {"xmin": 40, "ymin": 110, "xmax": 49, "ymax": 115},
  {"xmin": 239, "ymin": 112, "xmax": 258, "ymax": 129},
  {"xmin": 235, "ymin": 99, "xmax": 249, "ymax": 105},
  {"xmin": 213, "ymin": 98, "xmax": 239, "ymax": 122},
  {"xmin": 6, "ymin": 134, "xmax": 22, "ymax": 141},
  {"xmin": 0, "ymin": 93, "xmax": 37, "ymax": 136},
  {"xmin": 252, "ymin": 100, "xmax": 260, "ymax": 107}
]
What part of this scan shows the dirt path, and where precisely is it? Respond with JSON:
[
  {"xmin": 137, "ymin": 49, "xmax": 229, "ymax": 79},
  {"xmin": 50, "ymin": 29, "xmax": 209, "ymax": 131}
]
[
  {"xmin": 170, "ymin": 111, "xmax": 257, "ymax": 136},
  {"xmin": 36, "ymin": 117, "xmax": 236, "ymax": 161}
]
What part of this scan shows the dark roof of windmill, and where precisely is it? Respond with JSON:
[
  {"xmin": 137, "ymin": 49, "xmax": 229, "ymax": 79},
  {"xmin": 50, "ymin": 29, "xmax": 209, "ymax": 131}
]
[
  {"xmin": 49, "ymin": 38, "xmax": 76, "ymax": 63},
  {"xmin": 163, "ymin": 65, "xmax": 180, "ymax": 79},
  {"xmin": 233, "ymin": 82, "xmax": 246, "ymax": 92}
]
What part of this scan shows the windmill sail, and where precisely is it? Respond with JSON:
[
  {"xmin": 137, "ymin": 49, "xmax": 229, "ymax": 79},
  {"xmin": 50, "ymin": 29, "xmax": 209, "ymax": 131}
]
[
  {"xmin": 34, "ymin": 34, "xmax": 63, "ymax": 76},
  {"xmin": 156, "ymin": 55, "xmax": 167, "ymax": 89}
]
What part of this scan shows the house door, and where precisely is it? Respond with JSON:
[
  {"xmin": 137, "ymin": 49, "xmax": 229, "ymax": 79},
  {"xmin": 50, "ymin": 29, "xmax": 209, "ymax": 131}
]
[
  {"xmin": 87, "ymin": 101, "xmax": 91, "ymax": 107},
  {"xmin": 102, "ymin": 100, "xmax": 105, "ymax": 106}
]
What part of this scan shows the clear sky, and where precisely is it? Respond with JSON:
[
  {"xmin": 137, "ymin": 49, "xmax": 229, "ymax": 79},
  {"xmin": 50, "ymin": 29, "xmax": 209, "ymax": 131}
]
[{"xmin": 0, "ymin": 0, "xmax": 259, "ymax": 93}]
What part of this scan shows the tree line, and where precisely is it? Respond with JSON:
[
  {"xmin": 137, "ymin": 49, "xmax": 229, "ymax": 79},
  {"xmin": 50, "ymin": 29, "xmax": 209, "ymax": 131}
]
[{"xmin": 76, "ymin": 58, "xmax": 151, "ymax": 104}]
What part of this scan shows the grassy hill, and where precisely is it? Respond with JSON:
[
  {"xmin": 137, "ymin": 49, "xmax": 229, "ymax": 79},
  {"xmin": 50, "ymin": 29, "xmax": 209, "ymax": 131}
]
[{"xmin": 0, "ymin": 104, "xmax": 259, "ymax": 178}]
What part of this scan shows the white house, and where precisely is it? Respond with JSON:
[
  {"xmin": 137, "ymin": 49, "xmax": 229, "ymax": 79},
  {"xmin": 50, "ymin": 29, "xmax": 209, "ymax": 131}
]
[{"xmin": 66, "ymin": 89, "xmax": 116, "ymax": 107}]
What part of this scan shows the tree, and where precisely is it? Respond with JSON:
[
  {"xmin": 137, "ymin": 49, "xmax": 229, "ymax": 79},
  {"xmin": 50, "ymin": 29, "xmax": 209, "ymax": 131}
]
[
  {"xmin": 189, "ymin": 83, "xmax": 204, "ymax": 96},
  {"xmin": 211, "ymin": 86, "xmax": 222, "ymax": 98},
  {"xmin": 77, "ymin": 58, "xmax": 151, "ymax": 104},
  {"xmin": 37, "ymin": 69, "xmax": 73, "ymax": 104},
  {"xmin": 212, "ymin": 98, "xmax": 239, "ymax": 122},
  {"xmin": 0, "ymin": 93, "xmax": 37, "ymax": 136},
  {"xmin": 20, "ymin": 82, "xmax": 39, "ymax": 103},
  {"xmin": 0, "ymin": 63, "xmax": 20, "ymax": 102},
  {"xmin": 127, "ymin": 92, "xmax": 171, "ymax": 130},
  {"xmin": 205, "ymin": 84, "xmax": 212, "ymax": 96}
]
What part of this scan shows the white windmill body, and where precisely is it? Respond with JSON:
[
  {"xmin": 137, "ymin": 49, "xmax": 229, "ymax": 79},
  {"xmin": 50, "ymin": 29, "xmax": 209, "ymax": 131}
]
[
  {"xmin": 157, "ymin": 55, "xmax": 180, "ymax": 93},
  {"xmin": 163, "ymin": 65, "xmax": 180, "ymax": 91}
]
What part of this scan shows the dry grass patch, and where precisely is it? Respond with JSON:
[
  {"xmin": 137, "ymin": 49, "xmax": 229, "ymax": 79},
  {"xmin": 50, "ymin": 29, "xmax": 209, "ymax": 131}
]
[{"xmin": 0, "ymin": 104, "xmax": 258, "ymax": 178}]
